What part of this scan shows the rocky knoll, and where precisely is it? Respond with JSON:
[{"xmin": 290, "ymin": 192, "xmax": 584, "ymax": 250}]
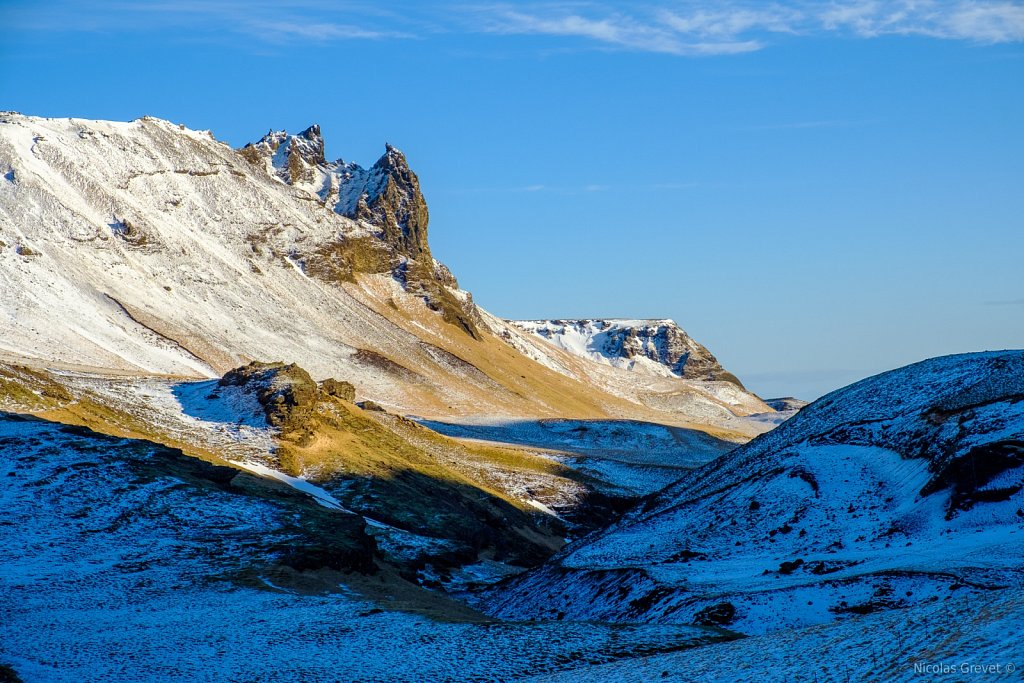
[{"xmin": 218, "ymin": 361, "xmax": 355, "ymax": 445}]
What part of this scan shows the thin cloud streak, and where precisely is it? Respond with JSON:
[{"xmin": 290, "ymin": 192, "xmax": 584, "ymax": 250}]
[
  {"xmin": 5, "ymin": 0, "xmax": 412, "ymax": 42},
  {"xmin": 820, "ymin": 1, "xmax": 1024, "ymax": 42},
  {"xmin": 242, "ymin": 20, "xmax": 412, "ymax": 42},
  {"xmin": 470, "ymin": 1, "xmax": 1024, "ymax": 55},
  {"xmin": 469, "ymin": 5, "xmax": 766, "ymax": 55},
  {"xmin": 8, "ymin": 1, "xmax": 1024, "ymax": 52}
]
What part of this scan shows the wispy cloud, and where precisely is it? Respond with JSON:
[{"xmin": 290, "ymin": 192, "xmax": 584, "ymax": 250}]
[
  {"xmin": 5, "ymin": 0, "xmax": 413, "ymax": 42},
  {"xmin": 468, "ymin": 1, "xmax": 1024, "ymax": 55},
  {"xmin": 9, "ymin": 1, "xmax": 1024, "ymax": 53},
  {"xmin": 820, "ymin": 1, "xmax": 1024, "ymax": 42},
  {"xmin": 468, "ymin": 5, "xmax": 767, "ymax": 55},
  {"xmin": 242, "ymin": 20, "xmax": 412, "ymax": 42}
]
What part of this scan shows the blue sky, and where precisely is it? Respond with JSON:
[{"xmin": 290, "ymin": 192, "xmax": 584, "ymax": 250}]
[{"xmin": 2, "ymin": 1, "xmax": 1022, "ymax": 399}]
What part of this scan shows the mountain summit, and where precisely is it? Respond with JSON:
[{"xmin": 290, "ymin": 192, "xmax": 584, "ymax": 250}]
[{"xmin": 240, "ymin": 126, "xmax": 429, "ymax": 260}]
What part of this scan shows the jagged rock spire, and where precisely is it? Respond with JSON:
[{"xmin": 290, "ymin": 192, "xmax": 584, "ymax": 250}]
[
  {"xmin": 236, "ymin": 125, "xmax": 479, "ymax": 338},
  {"xmin": 239, "ymin": 127, "xmax": 430, "ymax": 261},
  {"xmin": 360, "ymin": 143, "xmax": 430, "ymax": 260}
]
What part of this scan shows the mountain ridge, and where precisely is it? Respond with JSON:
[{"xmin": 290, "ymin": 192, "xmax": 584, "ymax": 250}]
[
  {"xmin": 509, "ymin": 318, "xmax": 742, "ymax": 385},
  {"xmin": 0, "ymin": 113, "xmax": 772, "ymax": 434}
]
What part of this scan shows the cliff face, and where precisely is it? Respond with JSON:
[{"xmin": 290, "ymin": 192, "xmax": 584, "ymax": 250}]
[
  {"xmin": 510, "ymin": 319, "xmax": 743, "ymax": 385},
  {"xmin": 354, "ymin": 144, "xmax": 430, "ymax": 260},
  {"xmin": 239, "ymin": 126, "xmax": 476, "ymax": 336},
  {"xmin": 241, "ymin": 128, "xmax": 429, "ymax": 260}
]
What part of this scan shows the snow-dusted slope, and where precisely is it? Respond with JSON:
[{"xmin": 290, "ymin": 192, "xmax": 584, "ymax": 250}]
[
  {"xmin": 483, "ymin": 351, "xmax": 1024, "ymax": 636},
  {"xmin": 0, "ymin": 114, "xmax": 376, "ymax": 377},
  {"xmin": 491, "ymin": 314, "xmax": 774, "ymax": 431},
  {"xmin": 0, "ymin": 113, "xmax": 760, "ymax": 428},
  {"xmin": 525, "ymin": 588, "xmax": 1024, "ymax": 682}
]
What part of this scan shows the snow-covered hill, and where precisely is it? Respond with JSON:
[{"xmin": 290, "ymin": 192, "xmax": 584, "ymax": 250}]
[
  {"xmin": 5, "ymin": 351, "xmax": 1020, "ymax": 681},
  {"xmin": 3, "ymin": 112, "xmax": 877, "ymax": 682},
  {"xmin": 482, "ymin": 351, "xmax": 1024, "ymax": 636}
]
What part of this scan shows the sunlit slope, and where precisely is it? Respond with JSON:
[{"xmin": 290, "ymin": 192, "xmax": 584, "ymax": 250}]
[
  {"xmin": 0, "ymin": 114, "xmax": 768, "ymax": 433},
  {"xmin": 0, "ymin": 362, "xmax": 599, "ymax": 578}
]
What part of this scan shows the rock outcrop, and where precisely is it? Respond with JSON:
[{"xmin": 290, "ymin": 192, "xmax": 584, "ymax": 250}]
[
  {"xmin": 510, "ymin": 319, "xmax": 742, "ymax": 385},
  {"xmin": 219, "ymin": 361, "xmax": 357, "ymax": 445},
  {"xmin": 350, "ymin": 143, "xmax": 430, "ymax": 260},
  {"xmin": 241, "ymin": 127, "xmax": 428, "ymax": 260},
  {"xmin": 240, "ymin": 125, "xmax": 480, "ymax": 338}
]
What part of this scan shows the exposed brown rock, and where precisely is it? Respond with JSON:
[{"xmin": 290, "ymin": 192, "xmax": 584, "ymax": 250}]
[
  {"xmin": 238, "ymin": 127, "xmax": 483, "ymax": 340},
  {"xmin": 321, "ymin": 378, "xmax": 356, "ymax": 402},
  {"xmin": 219, "ymin": 361, "xmax": 321, "ymax": 445}
]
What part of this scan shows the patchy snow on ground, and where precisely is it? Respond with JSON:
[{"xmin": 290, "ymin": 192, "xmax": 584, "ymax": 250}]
[
  {"xmin": 0, "ymin": 415, "xmax": 728, "ymax": 682},
  {"xmin": 482, "ymin": 352, "xmax": 1024, "ymax": 642},
  {"xmin": 524, "ymin": 589, "xmax": 1024, "ymax": 682}
]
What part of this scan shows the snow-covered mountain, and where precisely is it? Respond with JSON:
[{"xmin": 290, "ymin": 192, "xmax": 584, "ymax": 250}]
[
  {"xmin": 0, "ymin": 113, "xmax": 790, "ymax": 620},
  {"xmin": 482, "ymin": 351, "xmax": 1024, "ymax": 638},
  {"xmin": 0, "ymin": 113, "xmax": 772, "ymax": 433},
  {"xmin": 239, "ymin": 125, "xmax": 430, "ymax": 260}
]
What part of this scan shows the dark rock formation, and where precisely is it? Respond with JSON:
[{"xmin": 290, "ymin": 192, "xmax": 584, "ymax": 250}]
[
  {"xmin": 320, "ymin": 377, "xmax": 356, "ymax": 402},
  {"xmin": 219, "ymin": 361, "xmax": 323, "ymax": 445},
  {"xmin": 354, "ymin": 144, "xmax": 430, "ymax": 260},
  {"xmin": 605, "ymin": 321, "xmax": 738, "ymax": 384},
  {"xmin": 239, "ymin": 127, "xmax": 481, "ymax": 339}
]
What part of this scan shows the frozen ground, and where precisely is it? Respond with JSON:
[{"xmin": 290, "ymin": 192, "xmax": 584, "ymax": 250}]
[
  {"xmin": 5, "ymin": 398, "xmax": 1018, "ymax": 682},
  {"xmin": 525, "ymin": 589, "xmax": 1024, "ymax": 682},
  {"xmin": 0, "ymin": 414, "xmax": 730, "ymax": 682},
  {"xmin": 483, "ymin": 352, "xmax": 1024, "ymax": 639}
]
